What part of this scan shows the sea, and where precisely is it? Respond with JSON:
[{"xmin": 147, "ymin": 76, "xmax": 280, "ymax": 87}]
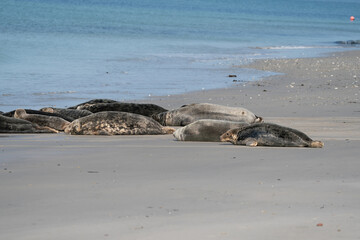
[{"xmin": 1, "ymin": 0, "xmax": 359, "ymax": 112}]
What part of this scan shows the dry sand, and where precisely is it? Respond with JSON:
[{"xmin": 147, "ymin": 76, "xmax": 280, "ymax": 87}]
[{"xmin": 1, "ymin": 50, "xmax": 359, "ymax": 240}]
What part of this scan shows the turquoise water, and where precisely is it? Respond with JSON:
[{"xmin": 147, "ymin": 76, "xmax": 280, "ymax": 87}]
[{"xmin": 1, "ymin": 0, "xmax": 359, "ymax": 111}]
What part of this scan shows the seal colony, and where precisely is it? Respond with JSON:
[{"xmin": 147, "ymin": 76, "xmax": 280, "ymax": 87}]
[{"xmin": 0, "ymin": 99, "xmax": 323, "ymax": 148}]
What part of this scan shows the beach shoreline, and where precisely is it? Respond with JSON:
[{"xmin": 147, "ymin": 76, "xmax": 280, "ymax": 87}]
[
  {"xmin": 143, "ymin": 49, "xmax": 360, "ymax": 118},
  {"xmin": 1, "ymin": 49, "xmax": 359, "ymax": 240}
]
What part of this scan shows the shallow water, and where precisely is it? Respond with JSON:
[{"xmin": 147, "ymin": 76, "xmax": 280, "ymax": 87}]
[{"xmin": 1, "ymin": 0, "xmax": 359, "ymax": 111}]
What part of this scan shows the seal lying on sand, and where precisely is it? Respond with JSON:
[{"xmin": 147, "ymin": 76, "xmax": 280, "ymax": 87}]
[
  {"xmin": 3, "ymin": 109, "xmax": 74, "ymax": 122},
  {"xmin": 152, "ymin": 103, "xmax": 263, "ymax": 126},
  {"xmin": 40, "ymin": 107, "xmax": 92, "ymax": 121},
  {"xmin": 220, "ymin": 123, "xmax": 324, "ymax": 148},
  {"xmin": 68, "ymin": 99, "xmax": 117, "ymax": 109},
  {"xmin": 76, "ymin": 102, "xmax": 167, "ymax": 117},
  {"xmin": 173, "ymin": 119, "xmax": 249, "ymax": 142},
  {"xmin": 14, "ymin": 109, "xmax": 70, "ymax": 131},
  {"xmin": 64, "ymin": 111, "xmax": 175, "ymax": 135},
  {"xmin": 0, "ymin": 114, "xmax": 57, "ymax": 133}
]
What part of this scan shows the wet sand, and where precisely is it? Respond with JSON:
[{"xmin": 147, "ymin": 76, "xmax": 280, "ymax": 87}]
[{"xmin": 1, "ymin": 50, "xmax": 359, "ymax": 240}]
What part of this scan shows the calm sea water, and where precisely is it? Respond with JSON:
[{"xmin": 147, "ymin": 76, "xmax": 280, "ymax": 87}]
[{"xmin": 1, "ymin": 0, "xmax": 359, "ymax": 111}]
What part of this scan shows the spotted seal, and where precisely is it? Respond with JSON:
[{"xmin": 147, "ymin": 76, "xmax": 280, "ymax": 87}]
[
  {"xmin": 14, "ymin": 109, "xmax": 70, "ymax": 131},
  {"xmin": 173, "ymin": 119, "xmax": 249, "ymax": 142},
  {"xmin": 220, "ymin": 123, "xmax": 324, "ymax": 148},
  {"xmin": 64, "ymin": 111, "xmax": 175, "ymax": 135},
  {"xmin": 75, "ymin": 102, "xmax": 168, "ymax": 117},
  {"xmin": 0, "ymin": 114, "xmax": 57, "ymax": 133},
  {"xmin": 40, "ymin": 107, "xmax": 92, "ymax": 121},
  {"xmin": 152, "ymin": 103, "xmax": 263, "ymax": 126}
]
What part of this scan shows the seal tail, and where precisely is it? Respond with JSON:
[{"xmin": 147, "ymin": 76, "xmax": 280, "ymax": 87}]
[
  {"xmin": 163, "ymin": 127, "xmax": 176, "ymax": 134},
  {"xmin": 310, "ymin": 141, "xmax": 324, "ymax": 148},
  {"xmin": 34, "ymin": 124, "xmax": 59, "ymax": 133},
  {"xmin": 255, "ymin": 115, "xmax": 263, "ymax": 123}
]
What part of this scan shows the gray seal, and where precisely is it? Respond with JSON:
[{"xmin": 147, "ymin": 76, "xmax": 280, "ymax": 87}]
[
  {"xmin": 220, "ymin": 123, "xmax": 324, "ymax": 148},
  {"xmin": 3, "ymin": 109, "xmax": 74, "ymax": 122},
  {"xmin": 68, "ymin": 99, "xmax": 117, "ymax": 109},
  {"xmin": 64, "ymin": 111, "xmax": 175, "ymax": 135},
  {"xmin": 76, "ymin": 102, "xmax": 168, "ymax": 117},
  {"xmin": 152, "ymin": 103, "xmax": 263, "ymax": 126},
  {"xmin": 173, "ymin": 119, "xmax": 249, "ymax": 142},
  {"xmin": 40, "ymin": 107, "xmax": 92, "ymax": 121},
  {"xmin": 0, "ymin": 114, "xmax": 57, "ymax": 133},
  {"xmin": 14, "ymin": 109, "xmax": 70, "ymax": 131}
]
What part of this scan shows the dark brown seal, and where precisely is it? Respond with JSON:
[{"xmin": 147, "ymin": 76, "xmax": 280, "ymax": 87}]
[
  {"xmin": 40, "ymin": 107, "xmax": 92, "ymax": 120},
  {"xmin": 67, "ymin": 99, "xmax": 118, "ymax": 109},
  {"xmin": 220, "ymin": 123, "xmax": 324, "ymax": 148},
  {"xmin": 76, "ymin": 102, "xmax": 167, "ymax": 117}
]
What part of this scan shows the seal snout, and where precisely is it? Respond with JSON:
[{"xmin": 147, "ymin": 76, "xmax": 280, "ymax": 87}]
[{"xmin": 220, "ymin": 131, "xmax": 231, "ymax": 143}]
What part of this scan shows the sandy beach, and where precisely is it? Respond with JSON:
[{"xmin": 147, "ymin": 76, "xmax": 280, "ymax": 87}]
[{"xmin": 1, "ymin": 50, "xmax": 359, "ymax": 240}]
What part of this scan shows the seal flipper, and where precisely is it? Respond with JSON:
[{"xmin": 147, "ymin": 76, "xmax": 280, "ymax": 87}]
[
  {"xmin": 254, "ymin": 116, "xmax": 263, "ymax": 123},
  {"xmin": 310, "ymin": 141, "xmax": 324, "ymax": 148},
  {"xmin": 162, "ymin": 127, "xmax": 176, "ymax": 134},
  {"xmin": 33, "ymin": 124, "xmax": 59, "ymax": 133},
  {"xmin": 244, "ymin": 138, "xmax": 258, "ymax": 147}
]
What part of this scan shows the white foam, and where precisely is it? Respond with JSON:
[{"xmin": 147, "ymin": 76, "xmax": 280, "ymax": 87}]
[
  {"xmin": 32, "ymin": 91, "xmax": 76, "ymax": 96},
  {"xmin": 257, "ymin": 46, "xmax": 342, "ymax": 50}
]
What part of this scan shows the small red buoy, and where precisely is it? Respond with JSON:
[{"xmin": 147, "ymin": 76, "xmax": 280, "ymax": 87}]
[{"xmin": 350, "ymin": 16, "xmax": 355, "ymax": 21}]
